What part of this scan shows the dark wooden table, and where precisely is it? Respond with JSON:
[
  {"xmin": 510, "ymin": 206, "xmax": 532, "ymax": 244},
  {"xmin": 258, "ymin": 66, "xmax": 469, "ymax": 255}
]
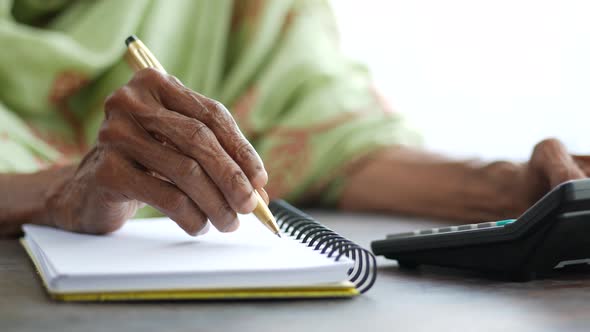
[{"xmin": 2, "ymin": 211, "xmax": 590, "ymax": 332}]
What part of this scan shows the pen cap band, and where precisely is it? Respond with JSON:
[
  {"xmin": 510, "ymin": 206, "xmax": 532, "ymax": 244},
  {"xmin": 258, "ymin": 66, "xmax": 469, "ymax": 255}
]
[{"xmin": 125, "ymin": 38, "xmax": 167, "ymax": 74}]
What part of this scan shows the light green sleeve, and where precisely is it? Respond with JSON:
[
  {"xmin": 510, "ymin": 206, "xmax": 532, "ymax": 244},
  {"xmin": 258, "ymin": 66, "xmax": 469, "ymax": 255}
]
[
  {"xmin": 226, "ymin": 0, "xmax": 422, "ymax": 205},
  {"xmin": 0, "ymin": 101, "xmax": 60, "ymax": 173}
]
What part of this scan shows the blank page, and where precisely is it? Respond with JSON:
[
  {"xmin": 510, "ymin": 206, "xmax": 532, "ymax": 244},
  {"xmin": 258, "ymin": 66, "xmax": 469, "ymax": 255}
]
[{"xmin": 23, "ymin": 214, "xmax": 352, "ymax": 292}]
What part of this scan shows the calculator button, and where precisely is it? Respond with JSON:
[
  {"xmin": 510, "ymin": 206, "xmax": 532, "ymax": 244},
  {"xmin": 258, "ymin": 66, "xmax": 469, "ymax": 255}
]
[
  {"xmin": 495, "ymin": 219, "xmax": 516, "ymax": 226},
  {"xmin": 477, "ymin": 222, "xmax": 495, "ymax": 229},
  {"xmin": 386, "ymin": 231, "xmax": 417, "ymax": 239},
  {"xmin": 458, "ymin": 225, "xmax": 474, "ymax": 231},
  {"xmin": 386, "ymin": 219, "xmax": 516, "ymax": 240}
]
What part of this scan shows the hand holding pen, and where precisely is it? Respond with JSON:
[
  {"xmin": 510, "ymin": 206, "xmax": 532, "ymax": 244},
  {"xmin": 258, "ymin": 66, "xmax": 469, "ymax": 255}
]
[
  {"xmin": 124, "ymin": 35, "xmax": 280, "ymax": 236},
  {"xmin": 42, "ymin": 36, "xmax": 278, "ymax": 237}
]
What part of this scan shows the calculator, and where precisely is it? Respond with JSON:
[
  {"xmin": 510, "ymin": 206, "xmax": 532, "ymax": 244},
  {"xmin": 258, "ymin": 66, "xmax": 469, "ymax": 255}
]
[{"xmin": 371, "ymin": 179, "xmax": 590, "ymax": 281}]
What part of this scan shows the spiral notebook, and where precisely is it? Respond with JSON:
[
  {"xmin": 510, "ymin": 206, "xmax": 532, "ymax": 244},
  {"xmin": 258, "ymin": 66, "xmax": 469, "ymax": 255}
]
[{"xmin": 21, "ymin": 201, "xmax": 376, "ymax": 301}]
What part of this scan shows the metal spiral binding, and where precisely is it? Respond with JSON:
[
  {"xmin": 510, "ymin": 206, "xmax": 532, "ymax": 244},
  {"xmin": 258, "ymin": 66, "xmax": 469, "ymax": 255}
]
[{"xmin": 269, "ymin": 200, "xmax": 377, "ymax": 294}]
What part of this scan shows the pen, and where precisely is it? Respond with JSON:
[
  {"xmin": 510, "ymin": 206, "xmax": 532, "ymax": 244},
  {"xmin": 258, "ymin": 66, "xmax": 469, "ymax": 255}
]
[{"xmin": 124, "ymin": 35, "xmax": 281, "ymax": 237}]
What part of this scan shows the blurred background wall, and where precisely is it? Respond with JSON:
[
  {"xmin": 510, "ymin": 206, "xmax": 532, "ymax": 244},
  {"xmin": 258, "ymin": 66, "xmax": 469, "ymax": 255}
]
[{"xmin": 330, "ymin": 0, "xmax": 590, "ymax": 160}]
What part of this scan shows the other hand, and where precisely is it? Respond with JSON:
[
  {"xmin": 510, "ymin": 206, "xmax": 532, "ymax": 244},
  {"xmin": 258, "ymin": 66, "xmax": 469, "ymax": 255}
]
[{"xmin": 502, "ymin": 138, "xmax": 590, "ymax": 216}]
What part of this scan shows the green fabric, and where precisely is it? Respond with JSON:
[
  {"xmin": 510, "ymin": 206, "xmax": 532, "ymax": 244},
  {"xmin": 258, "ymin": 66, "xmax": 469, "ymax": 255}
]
[{"xmin": 0, "ymin": 0, "xmax": 421, "ymax": 212}]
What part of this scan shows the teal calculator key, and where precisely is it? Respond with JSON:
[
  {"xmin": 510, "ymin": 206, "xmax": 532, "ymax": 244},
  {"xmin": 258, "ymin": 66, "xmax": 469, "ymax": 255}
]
[{"xmin": 495, "ymin": 219, "xmax": 516, "ymax": 226}]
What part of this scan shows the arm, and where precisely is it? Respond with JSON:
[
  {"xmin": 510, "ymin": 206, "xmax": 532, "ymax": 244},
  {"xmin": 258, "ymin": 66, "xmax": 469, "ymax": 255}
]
[
  {"xmin": 0, "ymin": 166, "xmax": 74, "ymax": 237},
  {"xmin": 340, "ymin": 139, "xmax": 588, "ymax": 222}
]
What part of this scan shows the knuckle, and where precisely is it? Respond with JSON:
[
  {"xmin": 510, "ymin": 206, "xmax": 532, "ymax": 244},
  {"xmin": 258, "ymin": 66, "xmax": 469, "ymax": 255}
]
[
  {"xmin": 201, "ymin": 99, "xmax": 229, "ymax": 122},
  {"xmin": 165, "ymin": 192, "xmax": 190, "ymax": 212},
  {"xmin": 167, "ymin": 74, "xmax": 185, "ymax": 88},
  {"xmin": 174, "ymin": 158, "xmax": 202, "ymax": 180},
  {"xmin": 208, "ymin": 99, "xmax": 228, "ymax": 114},
  {"xmin": 227, "ymin": 170, "xmax": 252, "ymax": 200},
  {"xmin": 104, "ymin": 87, "xmax": 133, "ymax": 115},
  {"xmin": 187, "ymin": 120, "xmax": 211, "ymax": 142},
  {"xmin": 235, "ymin": 140, "xmax": 256, "ymax": 162}
]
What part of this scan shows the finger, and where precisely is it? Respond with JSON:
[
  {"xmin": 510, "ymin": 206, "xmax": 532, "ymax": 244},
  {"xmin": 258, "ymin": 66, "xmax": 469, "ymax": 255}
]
[
  {"xmin": 573, "ymin": 155, "xmax": 590, "ymax": 176},
  {"xmin": 100, "ymin": 152, "xmax": 209, "ymax": 236},
  {"xmin": 531, "ymin": 138, "xmax": 586, "ymax": 187},
  {"xmin": 193, "ymin": 98, "xmax": 268, "ymax": 189},
  {"xmin": 258, "ymin": 188, "xmax": 270, "ymax": 205},
  {"xmin": 130, "ymin": 105, "xmax": 258, "ymax": 214},
  {"xmin": 132, "ymin": 69, "xmax": 268, "ymax": 188},
  {"xmin": 115, "ymin": 120, "xmax": 240, "ymax": 232}
]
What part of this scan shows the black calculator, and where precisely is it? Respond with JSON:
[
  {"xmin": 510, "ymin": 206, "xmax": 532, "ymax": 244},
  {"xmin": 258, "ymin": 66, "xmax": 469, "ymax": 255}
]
[{"xmin": 371, "ymin": 179, "xmax": 590, "ymax": 281}]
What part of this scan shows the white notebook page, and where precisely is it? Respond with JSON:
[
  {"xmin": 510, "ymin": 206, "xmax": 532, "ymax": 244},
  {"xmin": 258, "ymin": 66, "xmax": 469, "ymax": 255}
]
[{"xmin": 23, "ymin": 214, "xmax": 353, "ymax": 292}]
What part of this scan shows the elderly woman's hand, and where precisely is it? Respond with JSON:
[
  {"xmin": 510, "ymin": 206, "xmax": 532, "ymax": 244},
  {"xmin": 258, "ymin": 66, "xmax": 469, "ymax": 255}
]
[
  {"xmin": 339, "ymin": 138, "xmax": 590, "ymax": 222},
  {"xmin": 44, "ymin": 68, "xmax": 268, "ymax": 235},
  {"xmin": 510, "ymin": 138, "xmax": 590, "ymax": 213}
]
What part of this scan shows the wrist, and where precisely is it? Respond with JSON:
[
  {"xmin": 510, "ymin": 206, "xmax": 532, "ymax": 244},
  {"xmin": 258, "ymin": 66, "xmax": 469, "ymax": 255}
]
[
  {"xmin": 0, "ymin": 165, "xmax": 75, "ymax": 237},
  {"xmin": 471, "ymin": 160, "xmax": 531, "ymax": 219},
  {"xmin": 38, "ymin": 165, "xmax": 77, "ymax": 228}
]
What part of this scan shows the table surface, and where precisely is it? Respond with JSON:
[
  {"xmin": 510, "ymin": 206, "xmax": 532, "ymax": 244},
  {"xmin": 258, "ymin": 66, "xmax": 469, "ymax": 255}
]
[{"xmin": 2, "ymin": 211, "xmax": 590, "ymax": 332}]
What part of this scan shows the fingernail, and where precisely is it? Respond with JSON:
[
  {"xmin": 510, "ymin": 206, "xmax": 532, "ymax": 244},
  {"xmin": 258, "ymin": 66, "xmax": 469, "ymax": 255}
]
[
  {"xmin": 253, "ymin": 169, "xmax": 268, "ymax": 188},
  {"xmin": 193, "ymin": 222, "xmax": 210, "ymax": 236},
  {"xmin": 221, "ymin": 216, "xmax": 240, "ymax": 233},
  {"xmin": 239, "ymin": 191, "xmax": 258, "ymax": 214},
  {"xmin": 258, "ymin": 187, "xmax": 270, "ymax": 205}
]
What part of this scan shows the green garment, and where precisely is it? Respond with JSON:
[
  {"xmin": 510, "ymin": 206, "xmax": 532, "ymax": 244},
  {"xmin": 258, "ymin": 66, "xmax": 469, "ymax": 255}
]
[{"xmin": 0, "ymin": 0, "xmax": 420, "ymax": 212}]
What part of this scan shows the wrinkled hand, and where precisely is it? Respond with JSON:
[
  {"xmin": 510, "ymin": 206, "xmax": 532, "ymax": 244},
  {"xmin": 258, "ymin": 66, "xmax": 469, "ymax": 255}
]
[
  {"xmin": 508, "ymin": 138, "xmax": 590, "ymax": 215},
  {"xmin": 45, "ymin": 68, "xmax": 269, "ymax": 235}
]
